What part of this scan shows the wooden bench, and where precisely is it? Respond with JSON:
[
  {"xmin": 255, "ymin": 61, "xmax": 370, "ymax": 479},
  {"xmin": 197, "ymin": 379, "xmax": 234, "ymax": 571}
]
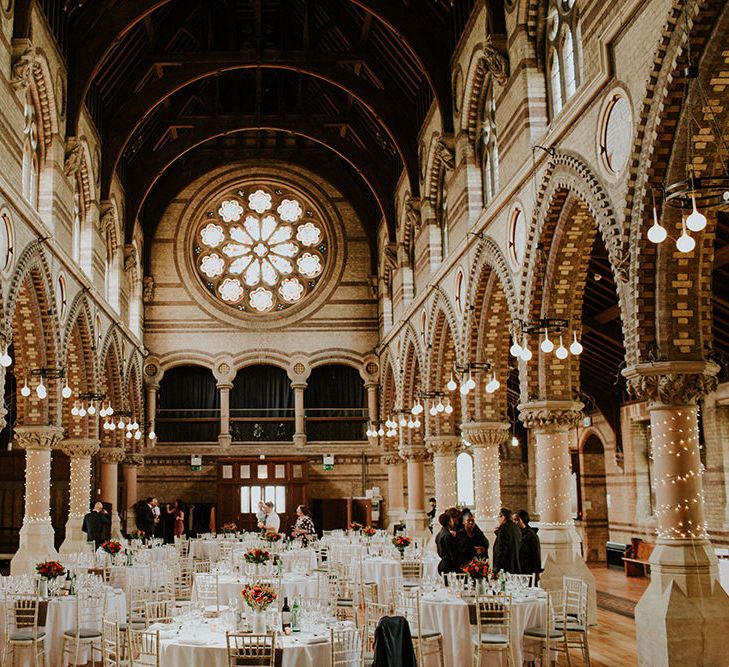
[{"xmin": 623, "ymin": 538, "xmax": 654, "ymax": 577}]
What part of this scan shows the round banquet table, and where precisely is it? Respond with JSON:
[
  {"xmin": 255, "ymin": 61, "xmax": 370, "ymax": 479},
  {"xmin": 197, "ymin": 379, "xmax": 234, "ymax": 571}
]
[
  {"xmin": 279, "ymin": 549, "xmax": 318, "ymax": 573},
  {"xmin": 192, "ymin": 573, "xmax": 319, "ymax": 606},
  {"xmin": 361, "ymin": 556, "xmax": 441, "ymax": 602},
  {"xmin": 0, "ymin": 588, "xmax": 127, "ymax": 667},
  {"xmin": 190, "ymin": 539, "xmax": 221, "ymax": 561},
  {"xmin": 419, "ymin": 590, "xmax": 547, "ymax": 667}
]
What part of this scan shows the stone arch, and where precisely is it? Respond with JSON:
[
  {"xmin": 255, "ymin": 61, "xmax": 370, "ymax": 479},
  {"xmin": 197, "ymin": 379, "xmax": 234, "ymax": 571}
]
[
  {"xmin": 99, "ymin": 328, "xmax": 125, "ymax": 426},
  {"xmin": 400, "ymin": 334, "xmax": 424, "ymax": 450},
  {"xmin": 307, "ymin": 350, "xmax": 365, "ymax": 373},
  {"xmin": 380, "ymin": 349, "xmax": 399, "ymax": 421},
  {"xmin": 461, "ymin": 43, "xmax": 494, "ymax": 141},
  {"xmin": 158, "ymin": 351, "xmax": 215, "ymax": 373},
  {"xmin": 124, "ymin": 356, "xmax": 144, "ymax": 442},
  {"xmin": 426, "ymin": 301, "xmax": 461, "ymax": 435},
  {"xmin": 426, "ymin": 288, "xmax": 464, "ymax": 370},
  {"xmin": 232, "ymin": 351, "xmax": 292, "ymax": 375},
  {"xmin": 422, "ymin": 131, "xmax": 452, "ymax": 204}
]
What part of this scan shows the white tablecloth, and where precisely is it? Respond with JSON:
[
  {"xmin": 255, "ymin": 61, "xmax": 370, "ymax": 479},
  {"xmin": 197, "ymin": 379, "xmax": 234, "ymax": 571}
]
[
  {"xmin": 718, "ymin": 557, "xmax": 729, "ymax": 594},
  {"xmin": 192, "ymin": 573, "xmax": 319, "ymax": 606},
  {"xmin": 279, "ymin": 549, "xmax": 318, "ymax": 573},
  {"xmin": 420, "ymin": 591, "xmax": 546, "ymax": 667},
  {"xmin": 361, "ymin": 556, "xmax": 440, "ymax": 602},
  {"xmin": 0, "ymin": 588, "xmax": 127, "ymax": 667},
  {"xmin": 108, "ymin": 564, "xmax": 155, "ymax": 589},
  {"xmin": 190, "ymin": 539, "xmax": 221, "ymax": 561}
]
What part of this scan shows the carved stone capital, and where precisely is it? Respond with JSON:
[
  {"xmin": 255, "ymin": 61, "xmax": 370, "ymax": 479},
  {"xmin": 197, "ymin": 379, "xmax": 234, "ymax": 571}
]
[
  {"xmin": 399, "ymin": 446, "xmax": 430, "ymax": 463},
  {"xmin": 13, "ymin": 424, "xmax": 64, "ymax": 451},
  {"xmin": 622, "ymin": 361, "xmax": 720, "ymax": 405},
  {"xmin": 59, "ymin": 438, "xmax": 100, "ymax": 459},
  {"xmin": 404, "ymin": 195, "xmax": 422, "ymax": 232},
  {"xmin": 143, "ymin": 276, "xmax": 155, "ymax": 304},
  {"xmin": 99, "ymin": 204, "xmax": 115, "ymax": 238},
  {"xmin": 480, "ymin": 35, "xmax": 510, "ymax": 86},
  {"xmin": 64, "ymin": 137, "xmax": 83, "ymax": 178},
  {"xmin": 460, "ymin": 421, "xmax": 509, "ymax": 448},
  {"xmin": 381, "ymin": 453, "xmax": 404, "ymax": 466},
  {"xmin": 123, "ymin": 453, "xmax": 145, "ymax": 467},
  {"xmin": 11, "ymin": 46, "xmax": 38, "ymax": 91},
  {"xmin": 518, "ymin": 401, "xmax": 584, "ymax": 430},
  {"xmin": 435, "ymin": 138, "xmax": 455, "ymax": 170},
  {"xmin": 425, "ymin": 435, "xmax": 461, "ymax": 456},
  {"xmin": 97, "ymin": 447, "xmax": 126, "ymax": 464},
  {"xmin": 124, "ymin": 244, "xmax": 138, "ymax": 274}
]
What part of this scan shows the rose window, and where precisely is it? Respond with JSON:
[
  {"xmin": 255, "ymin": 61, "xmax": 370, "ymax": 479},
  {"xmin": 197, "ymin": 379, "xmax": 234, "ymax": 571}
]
[{"xmin": 195, "ymin": 187, "xmax": 327, "ymax": 312}]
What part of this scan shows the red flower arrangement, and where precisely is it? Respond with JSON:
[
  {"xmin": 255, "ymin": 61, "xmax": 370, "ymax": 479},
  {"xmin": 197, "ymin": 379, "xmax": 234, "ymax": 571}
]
[
  {"xmin": 349, "ymin": 522, "xmax": 363, "ymax": 532},
  {"xmin": 101, "ymin": 540, "xmax": 123, "ymax": 555},
  {"xmin": 262, "ymin": 530, "xmax": 282, "ymax": 543},
  {"xmin": 244, "ymin": 548, "xmax": 272, "ymax": 564},
  {"xmin": 362, "ymin": 526, "xmax": 377, "ymax": 537},
  {"xmin": 392, "ymin": 535, "xmax": 412, "ymax": 551},
  {"xmin": 241, "ymin": 583, "xmax": 277, "ymax": 610},
  {"xmin": 222, "ymin": 522, "xmax": 238, "ymax": 534},
  {"xmin": 462, "ymin": 557, "xmax": 490, "ymax": 580},
  {"xmin": 36, "ymin": 561, "xmax": 65, "ymax": 580},
  {"xmin": 128, "ymin": 529, "xmax": 145, "ymax": 540}
]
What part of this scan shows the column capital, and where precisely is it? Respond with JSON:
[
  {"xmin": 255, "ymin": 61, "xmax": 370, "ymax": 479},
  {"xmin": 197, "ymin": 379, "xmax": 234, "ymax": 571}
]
[
  {"xmin": 460, "ymin": 421, "xmax": 510, "ymax": 447},
  {"xmin": 399, "ymin": 446, "xmax": 430, "ymax": 463},
  {"xmin": 123, "ymin": 453, "xmax": 145, "ymax": 467},
  {"xmin": 216, "ymin": 382, "xmax": 233, "ymax": 390},
  {"xmin": 13, "ymin": 424, "xmax": 64, "ymax": 451},
  {"xmin": 59, "ymin": 438, "xmax": 100, "ymax": 458},
  {"xmin": 424, "ymin": 435, "xmax": 461, "ymax": 456},
  {"xmin": 291, "ymin": 382, "xmax": 307, "ymax": 390},
  {"xmin": 622, "ymin": 361, "xmax": 719, "ymax": 405},
  {"xmin": 518, "ymin": 400, "xmax": 584, "ymax": 430},
  {"xmin": 382, "ymin": 452, "xmax": 404, "ymax": 465},
  {"xmin": 97, "ymin": 447, "xmax": 126, "ymax": 464},
  {"xmin": 364, "ymin": 380, "xmax": 379, "ymax": 389}
]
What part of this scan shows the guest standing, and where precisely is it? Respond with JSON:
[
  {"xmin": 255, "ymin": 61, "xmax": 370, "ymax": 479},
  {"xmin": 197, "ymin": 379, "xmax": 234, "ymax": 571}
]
[
  {"xmin": 492, "ymin": 507, "xmax": 522, "ymax": 573},
  {"xmin": 456, "ymin": 512, "xmax": 489, "ymax": 566},
  {"xmin": 426, "ymin": 497, "xmax": 436, "ymax": 534},
  {"xmin": 258, "ymin": 501, "xmax": 281, "ymax": 532},
  {"xmin": 435, "ymin": 513, "xmax": 460, "ymax": 574},
  {"xmin": 174, "ymin": 500, "xmax": 186, "ymax": 538},
  {"xmin": 515, "ymin": 509, "xmax": 541, "ymax": 583},
  {"xmin": 138, "ymin": 497, "xmax": 157, "ymax": 540},
  {"xmin": 291, "ymin": 505, "xmax": 316, "ymax": 545},
  {"xmin": 82, "ymin": 502, "xmax": 110, "ymax": 548},
  {"xmin": 255, "ymin": 501, "xmax": 267, "ymax": 527}
]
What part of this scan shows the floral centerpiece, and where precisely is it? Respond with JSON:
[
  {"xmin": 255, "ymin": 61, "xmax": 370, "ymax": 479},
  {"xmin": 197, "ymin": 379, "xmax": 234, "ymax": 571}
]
[
  {"xmin": 241, "ymin": 582, "xmax": 278, "ymax": 634},
  {"xmin": 221, "ymin": 522, "xmax": 238, "ymax": 535},
  {"xmin": 101, "ymin": 540, "xmax": 123, "ymax": 555},
  {"xmin": 392, "ymin": 535, "xmax": 412, "ymax": 554},
  {"xmin": 462, "ymin": 557, "xmax": 490, "ymax": 580},
  {"xmin": 362, "ymin": 526, "xmax": 377, "ymax": 537},
  {"xmin": 244, "ymin": 548, "xmax": 272, "ymax": 565},
  {"xmin": 36, "ymin": 561, "xmax": 65, "ymax": 580},
  {"xmin": 349, "ymin": 522, "xmax": 363, "ymax": 533},
  {"xmin": 128, "ymin": 529, "xmax": 145, "ymax": 540},
  {"xmin": 262, "ymin": 530, "xmax": 282, "ymax": 543}
]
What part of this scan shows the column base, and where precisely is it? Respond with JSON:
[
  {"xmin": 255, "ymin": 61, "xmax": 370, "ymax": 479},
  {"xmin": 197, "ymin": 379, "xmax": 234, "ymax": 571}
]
[
  {"xmin": 59, "ymin": 514, "xmax": 87, "ymax": 554},
  {"xmin": 537, "ymin": 522, "xmax": 597, "ymax": 625},
  {"xmin": 293, "ymin": 433, "xmax": 307, "ymax": 449},
  {"xmin": 11, "ymin": 520, "xmax": 58, "ymax": 575},
  {"xmin": 636, "ymin": 540, "xmax": 729, "ymax": 667},
  {"xmin": 125, "ymin": 510, "xmax": 138, "ymax": 534},
  {"xmin": 387, "ymin": 508, "xmax": 406, "ymax": 529},
  {"xmin": 405, "ymin": 509, "xmax": 429, "ymax": 537},
  {"xmin": 218, "ymin": 434, "xmax": 232, "ymax": 447}
]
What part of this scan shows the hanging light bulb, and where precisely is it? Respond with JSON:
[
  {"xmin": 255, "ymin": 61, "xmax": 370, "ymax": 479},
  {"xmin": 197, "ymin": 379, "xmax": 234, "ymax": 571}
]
[
  {"xmin": 555, "ymin": 336, "xmax": 568, "ymax": 360},
  {"xmin": 117, "ymin": 418, "xmax": 125, "ymax": 429},
  {"xmin": 428, "ymin": 404, "xmax": 437, "ymax": 416},
  {"xmin": 399, "ymin": 416, "xmax": 407, "ymax": 427},
  {"xmin": 407, "ymin": 419, "xmax": 415, "ymax": 429},
  {"xmin": 71, "ymin": 402, "xmax": 79, "ymax": 416},
  {"xmin": 107, "ymin": 404, "xmax": 114, "ymax": 416},
  {"xmin": 569, "ymin": 331, "xmax": 583, "ymax": 356},
  {"xmin": 510, "ymin": 335, "xmax": 522, "ymax": 357},
  {"xmin": 459, "ymin": 380, "xmax": 469, "ymax": 395},
  {"xmin": 444, "ymin": 401, "xmax": 453, "ymax": 415},
  {"xmin": 78, "ymin": 404, "xmax": 87, "ymax": 417},
  {"xmin": 647, "ymin": 193, "xmax": 667, "ymax": 243},
  {"xmin": 20, "ymin": 379, "xmax": 31, "ymax": 397},
  {"xmin": 366, "ymin": 426, "xmax": 373, "ymax": 437},
  {"xmin": 676, "ymin": 216, "xmax": 695, "ymax": 253},
  {"xmin": 0, "ymin": 344, "xmax": 12, "ymax": 368},
  {"xmin": 108, "ymin": 420, "xmax": 116, "ymax": 431},
  {"xmin": 466, "ymin": 372, "xmax": 476, "ymax": 391},
  {"xmin": 148, "ymin": 430, "xmax": 156, "ymax": 440},
  {"xmin": 99, "ymin": 403, "xmax": 108, "ymax": 418},
  {"xmin": 485, "ymin": 373, "xmax": 500, "ymax": 394},
  {"xmin": 134, "ymin": 430, "xmax": 142, "ymax": 440},
  {"xmin": 87, "ymin": 402, "xmax": 96, "ymax": 415},
  {"xmin": 125, "ymin": 431, "xmax": 132, "ymax": 440},
  {"xmin": 102, "ymin": 420, "xmax": 109, "ymax": 430},
  {"xmin": 511, "ymin": 436, "xmax": 519, "ymax": 447},
  {"xmin": 126, "ymin": 422, "xmax": 134, "ymax": 431},
  {"xmin": 540, "ymin": 330, "xmax": 554, "ymax": 353},
  {"xmin": 36, "ymin": 377, "xmax": 47, "ymax": 399},
  {"xmin": 436, "ymin": 399, "xmax": 445, "ymax": 413},
  {"xmin": 413, "ymin": 418, "xmax": 421, "ymax": 428},
  {"xmin": 686, "ymin": 192, "xmax": 707, "ymax": 232},
  {"xmin": 519, "ymin": 336, "xmax": 532, "ymax": 361},
  {"xmin": 62, "ymin": 380, "xmax": 72, "ymax": 399},
  {"xmin": 446, "ymin": 374, "xmax": 457, "ymax": 392},
  {"xmin": 377, "ymin": 427, "xmax": 384, "ymax": 437},
  {"xmin": 131, "ymin": 421, "xmax": 139, "ymax": 430}
]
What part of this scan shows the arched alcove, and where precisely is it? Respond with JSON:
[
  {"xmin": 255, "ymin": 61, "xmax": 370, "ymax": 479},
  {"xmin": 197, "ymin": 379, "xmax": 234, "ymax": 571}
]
[
  {"xmin": 230, "ymin": 365, "xmax": 293, "ymax": 442},
  {"xmin": 305, "ymin": 364, "xmax": 366, "ymax": 441},
  {"xmin": 157, "ymin": 365, "xmax": 220, "ymax": 442}
]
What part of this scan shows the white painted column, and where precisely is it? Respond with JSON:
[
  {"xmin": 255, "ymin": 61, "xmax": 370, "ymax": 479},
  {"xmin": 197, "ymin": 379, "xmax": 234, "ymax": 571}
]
[
  {"xmin": 59, "ymin": 438, "xmax": 99, "ymax": 554},
  {"xmin": 425, "ymin": 435, "xmax": 460, "ymax": 513},
  {"xmin": 146, "ymin": 383, "xmax": 158, "ymax": 448},
  {"xmin": 98, "ymin": 446, "xmax": 126, "ymax": 539},
  {"xmin": 292, "ymin": 382, "xmax": 307, "ymax": 448},
  {"xmin": 218, "ymin": 382, "xmax": 232, "ymax": 447}
]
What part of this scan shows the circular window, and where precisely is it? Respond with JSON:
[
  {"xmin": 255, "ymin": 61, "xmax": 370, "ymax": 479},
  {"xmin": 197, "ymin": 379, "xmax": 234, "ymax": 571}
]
[
  {"xmin": 508, "ymin": 207, "xmax": 527, "ymax": 270},
  {"xmin": 600, "ymin": 92, "xmax": 632, "ymax": 175},
  {"xmin": 0, "ymin": 210, "xmax": 13, "ymax": 273},
  {"xmin": 56, "ymin": 273, "xmax": 67, "ymax": 319},
  {"xmin": 194, "ymin": 187, "xmax": 328, "ymax": 313}
]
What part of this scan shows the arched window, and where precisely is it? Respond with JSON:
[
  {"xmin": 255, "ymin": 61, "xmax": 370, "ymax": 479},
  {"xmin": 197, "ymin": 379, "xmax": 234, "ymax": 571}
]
[
  {"xmin": 407, "ymin": 232, "xmax": 417, "ymax": 298},
  {"xmin": 71, "ymin": 191, "xmax": 81, "ymax": 263},
  {"xmin": 546, "ymin": 0, "xmax": 580, "ymax": 118},
  {"xmin": 456, "ymin": 451, "xmax": 475, "ymax": 506},
  {"xmin": 436, "ymin": 171, "xmax": 448, "ymax": 261},
  {"xmin": 21, "ymin": 95, "xmax": 40, "ymax": 208},
  {"xmin": 104, "ymin": 231, "xmax": 121, "ymax": 313},
  {"xmin": 479, "ymin": 84, "xmax": 499, "ymax": 207}
]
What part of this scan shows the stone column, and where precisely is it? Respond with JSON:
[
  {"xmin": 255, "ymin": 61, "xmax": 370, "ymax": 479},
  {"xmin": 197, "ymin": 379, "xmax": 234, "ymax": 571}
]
[
  {"xmin": 383, "ymin": 452, "xmax": 406, "ymax": 526},
  {"xmin": 624, "ymin": 363, "xmax": 729, "ymax": 666},
  {"xmin": 461, "ymin": 421, "xmax": 509, "ymax": 527},
  {"xmin": 365, "ymin": 382, "xmax": 378, "ymax": 424},
  {"xmin": 217, "ymin": 382, "xmax": 232, "ymax": 447},
  {"xmin": 123, "ymin": 453, "xmax": 144, "ymax": 533},
  {"xmin": 425, "ymin": 435, "xmax": 460, "ymax": 513},
  {"xmin": 292, "ymin": 382, "xmax": 306, "ymax": 449},
  {"xmin": 59, "ymin": 438, "xmax": 99, "ymax": 554},
  {"xmin": 519, "ymin": 401, "xmax": 597, "ymax": 624},
  {"xmin": 146, "ymin": 383, "xmax": 158, "ymax": 448},
  {"xmin": 10, "ymin": 424, "xmax": 64, "ymax": 575},
  {"xmin": 98, "ymin": 447, "xmax": 126, "ymax": 538},
  {"xmin": 400, "ymin": 445, "xmax": 429, "ymax": 535}
]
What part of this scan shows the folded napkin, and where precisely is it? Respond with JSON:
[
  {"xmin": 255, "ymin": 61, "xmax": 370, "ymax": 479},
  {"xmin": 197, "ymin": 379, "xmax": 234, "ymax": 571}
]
[{"xmin": 300, "ymin": 635, "xmax": 329, "ymax": 645}]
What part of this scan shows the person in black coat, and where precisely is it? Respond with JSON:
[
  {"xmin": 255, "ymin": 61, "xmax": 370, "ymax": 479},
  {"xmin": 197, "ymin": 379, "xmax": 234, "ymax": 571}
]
[
  {"xmin": 137, "ymin": 497, "xmax": 157, "ymax": 540},
  {"xmin": 82, "ymin": 502, "xmax": 111, "ymax": 548},
  {"xmin": 435, "ymin": 512, "xmax": 460, "ymax": 574},
  {"xmin": 492, "ymin": 507, "xmax": 522, "ymax": 574},
  {"xmin": 515, "ymin": 509, "xmax": 542, "ymax": 583},
  {"xmin": 455, "ymin": 511, "xmax": 490, "ymax": 566}
]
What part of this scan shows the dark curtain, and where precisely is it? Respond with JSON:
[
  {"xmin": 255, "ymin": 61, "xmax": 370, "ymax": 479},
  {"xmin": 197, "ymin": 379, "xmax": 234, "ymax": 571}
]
[
  {"xmin": 157, "ymin": 365, "xmax": 219, "ymax": 442},
  {"xmin": 305, "ymin": 365, "xmax": 366, "ymax": 441},
  {"xmin": 230, "ymin": 365, "xmax": 294, "ymax": 441}
]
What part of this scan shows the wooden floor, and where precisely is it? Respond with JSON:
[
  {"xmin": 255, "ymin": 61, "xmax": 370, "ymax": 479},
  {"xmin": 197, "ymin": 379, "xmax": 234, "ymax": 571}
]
[{"xmin": 576, "ymin": 564, "xmax": 647, "ymax": 667}]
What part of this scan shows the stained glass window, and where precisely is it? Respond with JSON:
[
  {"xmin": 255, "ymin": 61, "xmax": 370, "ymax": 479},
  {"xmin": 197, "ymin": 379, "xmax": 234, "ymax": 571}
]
[{"xmin": 195, "ymin": 186, "xmax": 327, "ymax": 313}]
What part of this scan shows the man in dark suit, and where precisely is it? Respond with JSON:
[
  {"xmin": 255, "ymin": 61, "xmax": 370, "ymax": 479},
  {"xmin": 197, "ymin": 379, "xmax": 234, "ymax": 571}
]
[
  {"xmin": 138, "ymin": 497, "xmax": 157, "ymax": 540},
  {"xmin": 515, "ymin": 509, "xmax": 542, "ymax": 584},
  {"xmin": 82, "ymin": 502, "xmax": 111, "ymax": 548}
]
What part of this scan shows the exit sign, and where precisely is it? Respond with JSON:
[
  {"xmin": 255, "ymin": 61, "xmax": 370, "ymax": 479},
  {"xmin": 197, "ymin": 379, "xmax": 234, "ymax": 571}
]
[{"xmin": 323, "ymin": 454, "xmax": 334, "ymax": 471}]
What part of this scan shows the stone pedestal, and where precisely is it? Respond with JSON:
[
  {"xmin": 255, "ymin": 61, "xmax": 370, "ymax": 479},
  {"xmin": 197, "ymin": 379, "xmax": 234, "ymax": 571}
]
[
  {"xmin": 520, "ymin": 401, "xmax": 597, "ymax": 624},
  {"xmin": 123, "ymin": 454, "xmax": 144, "ymax": 533},
  {"xmin": 401, "ymin": 447, "xmax": 429, "ymax": 535},
  {"xmin": 11, "ymin": 424, "xmax": 64, "ymax": 575},
  {"xmin": 425, "ymin": 435, "xmax": 460, "ymax": 513},
  {"xmin": 59, "ymin": 438, "xmax": 99, "ymax": 554},
  {"xmin": 383, "ymin": 452, "xmax": 406, "ymax": 526},
  {"xmin": 292, "ymin": 382, "xmax": 306, "ymax": 448},
  {"xmin": 218, "ymin": 383, "xmax": 232, "ymax": 447},
  {"xmin": 98, "ymin": 447, "xmax": 126, "ymax": 538},
  {"xmin": 461, "ymin": 421, "xmax": 509, "ymax": 526},
  {"xmin": 624, "ymin": 363, "xmax": 729, "ymax": 666}
]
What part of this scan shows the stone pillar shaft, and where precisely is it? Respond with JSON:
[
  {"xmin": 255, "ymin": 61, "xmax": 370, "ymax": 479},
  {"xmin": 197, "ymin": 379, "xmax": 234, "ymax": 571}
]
[
  {"xmin": 292, "ymin": 383, "xmax": 306, "ymax": 448},
  {"xmin": 366, "ymin": 383, "xmax": 378, "ymax": 425},
  {"xmin": 400, "ymin": 443, "xmax": 429, "ymax": 535},
  {"xmin": 534, "ymin": 426, "xmax": 572, "ymax": 525},
  {"xmin": 218, "ymin": 383, "xmax": 232, "ymax": 447},
  {"xmin": 146, "ymin": 385, "xmax": 157, "ymax": 447},
  {"xmin": 461, "ymin": 422, "xmax": 508, "ymax": 525},
  {"xmin": 59, "ymin": 438, "xmax": 99, "ymax": 554},
  {"xmin": 426, "ymin": 435, "xmax": 460, "ymax": 513},
  {"xmin": 98, "ymin": 447, "xmax": 126, "ymax": 538},
  {"xmin": 123, "ymin": 455, "xmax": 143, "ymax": 533},
  {"xmin": 383, "ymin": 453, "xmax": 405, "ymax": 526}
]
